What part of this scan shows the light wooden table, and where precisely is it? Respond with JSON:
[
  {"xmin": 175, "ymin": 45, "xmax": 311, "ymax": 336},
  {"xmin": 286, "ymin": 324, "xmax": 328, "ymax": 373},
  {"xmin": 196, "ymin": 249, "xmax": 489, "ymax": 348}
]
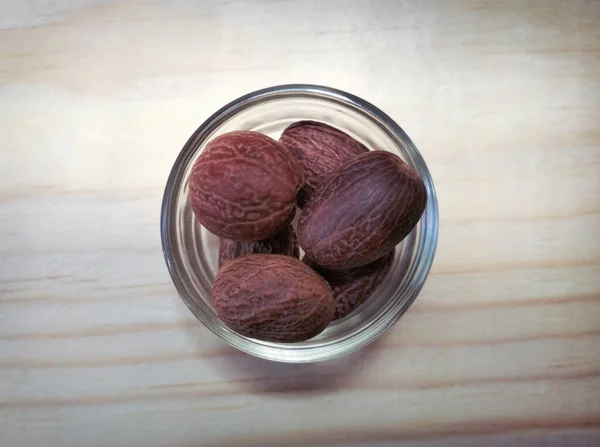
[{"xmin": 1, "ymin": 1, "xmax": 599, "ymax": 446}]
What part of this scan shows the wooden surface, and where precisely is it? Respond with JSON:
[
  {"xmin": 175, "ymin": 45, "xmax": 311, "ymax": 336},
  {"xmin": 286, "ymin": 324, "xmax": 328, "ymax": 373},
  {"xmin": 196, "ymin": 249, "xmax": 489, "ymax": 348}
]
[{"xmin": 1, "ymin": 1, "xmax": 599, "ymax": 446}]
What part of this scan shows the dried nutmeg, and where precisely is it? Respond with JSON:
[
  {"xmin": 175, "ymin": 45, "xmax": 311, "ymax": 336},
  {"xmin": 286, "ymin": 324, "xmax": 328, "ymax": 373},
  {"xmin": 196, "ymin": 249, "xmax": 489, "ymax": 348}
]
[
  {"xmin": 304, "ymin": 251, "xmax": 394, "ymax": 320},
  {"xmin": 218, "ymin": 224, "xmax": 299, "ymax": 267},
  {"xmin": 299, "ymin": 151, "xmax": 427, "ymax": 270},
  {"xmin": 189, "ymin": 131, "xmax": 303, "ymax": 241},
  {"xmin": 212, "ymin": 255, "xmax": 335, "ymax": 343},
  {"xmin": 279, "ymin": 121, "xmax": 368, "ymax": 207}
]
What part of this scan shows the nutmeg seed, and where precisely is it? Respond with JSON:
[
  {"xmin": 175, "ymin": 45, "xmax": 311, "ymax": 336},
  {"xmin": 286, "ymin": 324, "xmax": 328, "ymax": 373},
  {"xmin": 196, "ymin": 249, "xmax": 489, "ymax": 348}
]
[
  {"xmin": 298, "ymin": 150, "xmax": 427, "ymax": 269},
  {"xmin": 189, "ymin": 131, "xmax": 303, "ymax": 241},
  {"xmin": 304, "ymin": 251, "xmax": 394, "ymax": 320},
  {"xmin": 218, "ymin": 224, "xmax": 299, "ymax": 267},
  {"xmin": 279, "ymin": 121, "xmax": 368, "ymax": 207},
  {"xmin": 212, "ymin": 255, "xmax": 335, "ymax": 343}
]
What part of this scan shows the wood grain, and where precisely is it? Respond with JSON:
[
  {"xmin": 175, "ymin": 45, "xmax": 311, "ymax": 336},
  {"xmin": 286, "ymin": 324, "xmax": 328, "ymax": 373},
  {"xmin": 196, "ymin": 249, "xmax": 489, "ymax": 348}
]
[{"xmin": 1, "ymin": 0, "xmax": 599, "ymax": 446}]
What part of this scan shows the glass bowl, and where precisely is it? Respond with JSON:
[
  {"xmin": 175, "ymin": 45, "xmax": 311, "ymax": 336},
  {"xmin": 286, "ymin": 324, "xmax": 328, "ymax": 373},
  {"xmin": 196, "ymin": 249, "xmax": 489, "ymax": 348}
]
[{"xmin": 161, "ymin": 84, "xmax": 438, "ymax": 363}]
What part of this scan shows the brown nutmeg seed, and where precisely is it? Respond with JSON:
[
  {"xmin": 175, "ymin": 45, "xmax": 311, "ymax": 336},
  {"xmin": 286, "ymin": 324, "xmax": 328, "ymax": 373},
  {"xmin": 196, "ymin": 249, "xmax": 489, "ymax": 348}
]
[
  {"xmin": 189, "ymin": 131, "xmax": 303, "ymax": 241},
  {"xmin": 212, "ymin": 255, "xmax": 335, "ymax": 343},
  {"xmin": 218, "ymin": 224, "xmax": 299, "ymax": 267},
  {"xmin": 279, "ymin": 121, "xmax": 368, "ymax": 207},
  {"xmin": 304, "ymin": 251, "xmax": 394, "ymax": 320},
  {"xmin": 298, "ymin": 151, "xmax": 426, "ymax": 270}
]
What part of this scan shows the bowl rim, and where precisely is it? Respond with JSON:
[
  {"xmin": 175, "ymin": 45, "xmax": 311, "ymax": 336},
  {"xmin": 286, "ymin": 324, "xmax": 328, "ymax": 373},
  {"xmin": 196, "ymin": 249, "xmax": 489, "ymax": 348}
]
[{"xmin": 161, "ymin": 84, "xmax": 439, "ymax": 362}]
